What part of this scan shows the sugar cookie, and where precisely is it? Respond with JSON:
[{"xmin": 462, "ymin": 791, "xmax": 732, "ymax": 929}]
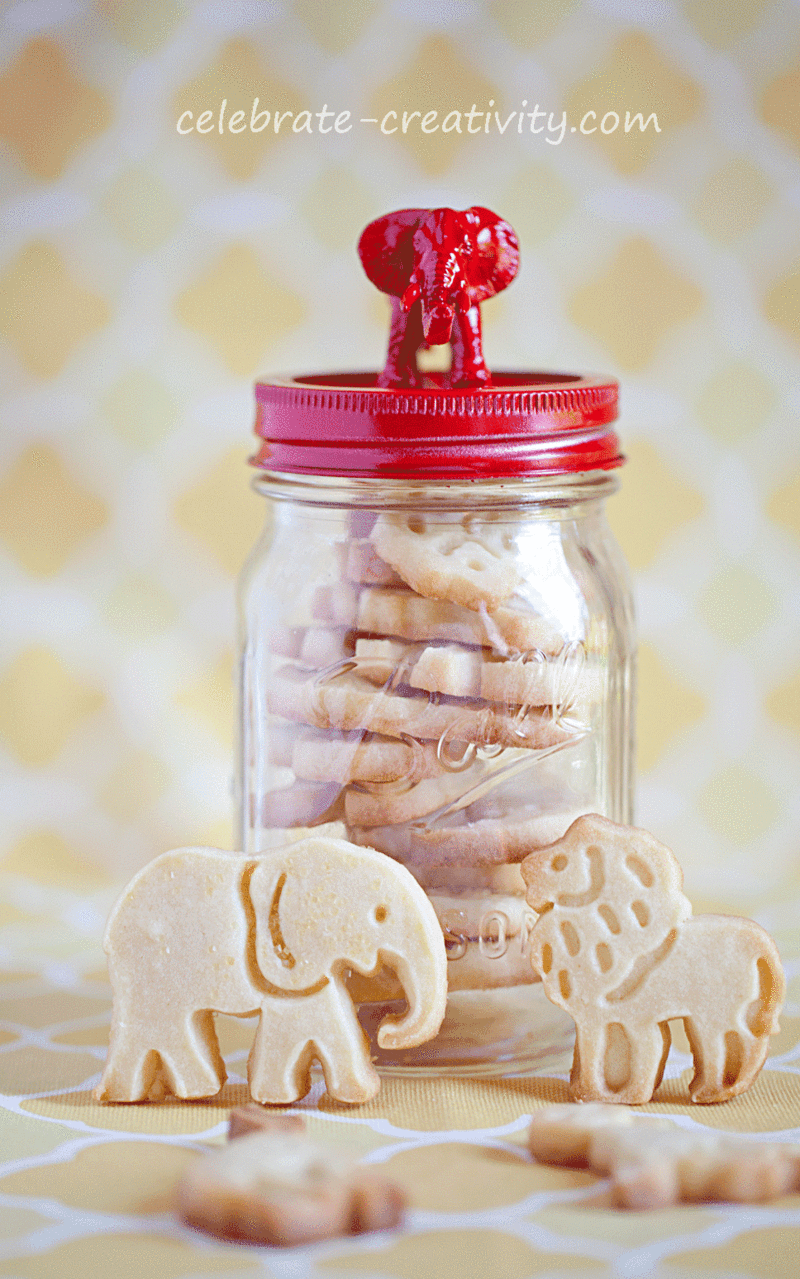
[
  {"xmin": 521, "ymin": 814, "xmax": 786, "ymax": 1105},
  {"xmin": 178, "ymin": 1129, "xmax": 406, "ymax": 1245},
  {"xmin": 356, "ymin": 587, "xmax": 562, "ymax": 654},
  {"xmin": 370, "ymin": 511, "xmax": 522, "ymax": 610},
  {"xmin": 528, "ymin": 1103, "xmax": 800, "ymax": 1209}
]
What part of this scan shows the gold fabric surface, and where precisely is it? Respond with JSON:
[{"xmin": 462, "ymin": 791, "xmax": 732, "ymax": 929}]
[{"xmin": 1, "ymin": 872, "xmax": 799, "ymax": 1278}]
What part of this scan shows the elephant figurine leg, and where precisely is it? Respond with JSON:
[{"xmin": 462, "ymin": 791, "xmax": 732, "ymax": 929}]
[
  {"xmin": 379, "ymin": 297, "xmax": 425, "ymax": 388},
  {"xmin": 450, "ymin": 304, "xmax": 489, "ymax": 386},
  {"xmin": 248, "ymin": 982, "xmax": 380, "ymax": 1106},
  {"xmin": 96, "ymin": 1006, "xmax": 226, "ymax": 1102}
]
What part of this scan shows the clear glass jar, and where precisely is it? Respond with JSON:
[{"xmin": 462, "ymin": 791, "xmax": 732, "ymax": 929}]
[{"xmin": 237, "ymin": 459, "xmax": 635, "ymax": 1077}]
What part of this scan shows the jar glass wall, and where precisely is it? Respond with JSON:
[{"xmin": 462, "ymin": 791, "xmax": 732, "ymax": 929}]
[{"xmin": 237, "ymin": 471, "xmax": 634, "ymax": 1076}]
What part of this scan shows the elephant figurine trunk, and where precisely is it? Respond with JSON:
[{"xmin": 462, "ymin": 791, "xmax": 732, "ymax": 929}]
[{"xmin": 358, "ymin": 205, "xmax": 519, "ymax": 389}]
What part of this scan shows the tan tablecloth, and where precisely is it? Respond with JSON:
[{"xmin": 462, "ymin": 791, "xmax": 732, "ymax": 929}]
[{"xmin": 1, "ymin": 873, "xmax": 799, "ymax": 1278}]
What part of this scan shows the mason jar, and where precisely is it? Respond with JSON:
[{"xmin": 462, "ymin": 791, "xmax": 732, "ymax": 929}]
[{"xmin": 237, "ymin": 372, "xmax": 635, "ymax": 1076}]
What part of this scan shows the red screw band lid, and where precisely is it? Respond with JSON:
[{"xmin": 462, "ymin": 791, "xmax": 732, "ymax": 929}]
[{"xmin": 252, "ymin": 371, "xmax": 621, "ymax": 479}]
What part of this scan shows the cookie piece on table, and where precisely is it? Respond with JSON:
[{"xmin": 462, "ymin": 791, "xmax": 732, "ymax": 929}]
[
  {"xmin": 178, "ymin": 1129, "xmax": 406, "ymax": 1245},
  {"xmin": 228, "ymin": 1105, "xmax": 305, "ymax": 1140},
  {"xmin": 528, "ymin": 1103, "xmax": 800, "ymax": 1209},
  {"xmin": 371, "ymin": 511, "xmax": 521, "ymax": 610},
  {"xmin": 521, "ymin": 814, "xmax": 786, "ymax": 1105}
]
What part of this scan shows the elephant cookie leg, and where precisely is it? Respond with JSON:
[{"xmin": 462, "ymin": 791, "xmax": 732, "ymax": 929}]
[
  {"xmin": 247, "ymin": 984, "xmax": 380, "ymax": 1107},
  {"xmin": 313, "ymin": 999, "xmax": 380, "ymax": 1105},
  {"xmin": 95, "ymin": 1007, "xmax": 226, "ymax": 1102}
]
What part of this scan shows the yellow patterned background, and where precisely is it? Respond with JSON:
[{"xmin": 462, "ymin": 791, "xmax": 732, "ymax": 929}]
[{"xmin": 0, "ymin": 0, "xmax": 799, "ymax": 909}]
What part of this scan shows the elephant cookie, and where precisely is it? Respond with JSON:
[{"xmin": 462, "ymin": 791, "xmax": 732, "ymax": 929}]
[
  {"xmin": 528, "ymin": 1103, "xmax": 800, "ymax": 1209},
  {"xmin": 178, "ymin": 1127, "xmax": 406, "ymax": 1246},
  {"xmin": 370, "ymin": 512, "xmax": 521, "ymax": 611},
  {"xmin": 521, "ymin": 815, "xmax": 785, "ymax": 1105},
  {"xmin": 95, "ymin": 837, "xmax": 447, "ymax": 1106}
]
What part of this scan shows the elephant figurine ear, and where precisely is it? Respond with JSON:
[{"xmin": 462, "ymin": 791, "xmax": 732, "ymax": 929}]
[
  {"xmin": 358, "ymin": 208, "xmax": 428, "ymax": 297},
  {"xmin": 463, "ymin": 206, "xmax": 520, "ymax": 303}
]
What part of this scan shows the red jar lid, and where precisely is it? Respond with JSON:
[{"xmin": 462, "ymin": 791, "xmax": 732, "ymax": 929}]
[{"xmin": 252, "ymin": 370, "xmax": 621, "ymax": 480}]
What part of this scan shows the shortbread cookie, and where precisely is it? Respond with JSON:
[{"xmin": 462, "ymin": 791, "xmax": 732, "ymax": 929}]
[
  {"xmin": 411, "ymin": 861, "xmax": 527, "ymax": 894},
  {"xmin": 178, "ymin": 1129, "xmax": 406, "ymax": 1245},
  {"xmin": 254, "ymin": 821, "xmax": 348, "ymax": 849},
  {"xmin": 266, "ymin": 720, "xmax": 299, "ymax": 768},
  {"xmin": 268, "ymin": 626, "xmax": 354, "ymax": 667},
  {"xmin": 371, "ymin": 511, "xmax": 521, "ymax": 610},
  {"xmin": 432, "ymin": 893, "xmax": 538, "ymax": 990},
  {"xmin": 344, "ymin": 768, "xmax": 480, "ymax": 828},
  {"xmin": 268, "ymin": 624, "xmax": 305, "ymax": 658},
  {"xmin": 410, "ymin": 642, "xmax": 600, "ymax": 707},
  {"xmin": 354, "ymin": 637, "xmax": 422, "ymax": 686},
  {"xmin": 267, "ymin": 665, "xmax": 572, "ymax": 752},
  {"xmin": 337, "ymin": 539, "xmax": 404, "ymax": 587},
  {"xmin": 348, "ymin": 808, "xmax": 583, "ymax": 866},
  {"xmin": 228, "ymin": 1105, "xmax": 305, "ymax": 1140},
  {"xmin": 521, "ymin": 814, "xmax": 786, "ymax": 1105},
  {"xmin": 354, "ymin": 638, "xmax": 598, "ymax": 710},
  {"xmin": 299, "ymin": 627, "xmax": 355, "ymax": 668},
  {"xmin": 528, "ymin": 1104, "xmax": 800, "ymax": 1209},
  {"xmin": 312, "ymin": 582, "xmax": 360, "ymax": 627},
  {"xmin": 260, "ymin": 781, "xmax": 343, "ymax": 827},
  {"xmin": 292, "ymin": 729, "xmax": 447, "ymax": 785},
  {"xmin": 357, "ymin": 588, "xmax": 562, "ymax": 654},
  {"xmin": 96, "ymin": 838, "xmax": 448, "ymax": 1106}
]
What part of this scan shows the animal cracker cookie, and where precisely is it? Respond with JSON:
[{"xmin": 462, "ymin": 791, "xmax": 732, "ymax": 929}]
[
  {"xmin": 356, "ymin": 587, "xmax": 562, "ymax": 654},
  {"xmin": 259, "ymin": 780, "xmax": 343, "ymax": 827},
  {"xmin": 350, "ymin": 806, "xmax": 583, "ymax": 867},
  {"xmin": 354, "ymin": 638, "xmax": 598, "ymax": 711},
  {"xmin": 178, "ymin": 1128, "xmax": 406, "ymax": 1245},
  {"xmin": 95, "ymin": 837, "xmax": 447, "ymax": 1106},
  {"xmin": 337, "ymin": 538, "xmax": 404, "ymax": 587},
  {"xmin": 528, "ymin": 1103, "xmax": 800, "ymax": 1209},
  {"xmin": 370, "ymin": 511, "xmax": 521, "ymax": 611},
  {"xmin": 431, "ymin": 892, "xmax": 539, "ymax": 990},
  {"xmin": 291, "ymin": 729, "xmax": 447, "ymax": 786},
  {"xmin": 521, "ymin": 815, "xmax": 785, "ymax": 1105},
  {"xmin": 228, "ymin": 1105, "xmax": 305, "ymax": 1140},
  {"xmin": 267, "ymin": 664, "xmax": 572, "ymax": 752}
]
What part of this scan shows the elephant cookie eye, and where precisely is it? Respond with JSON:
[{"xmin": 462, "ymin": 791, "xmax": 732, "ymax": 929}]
[
  {"xmin": 551, "ymin": 854, "xmax": 568, "ymax": 871},
  {"xmin": 374, "ymin": 905, "xmax": 388, "ymax": 923}
]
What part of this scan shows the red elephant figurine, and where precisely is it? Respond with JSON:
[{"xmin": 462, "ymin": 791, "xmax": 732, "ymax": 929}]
[{"xmin": 358, "ymin": 206, "xmax": 519, "ymax": 388}]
